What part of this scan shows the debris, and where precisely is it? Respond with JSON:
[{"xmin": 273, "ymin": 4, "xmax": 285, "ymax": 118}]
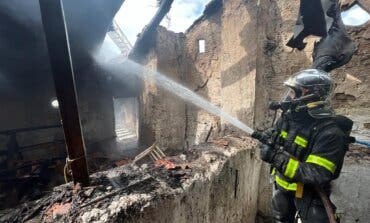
[
  {"xmin": 44, "ymin": 202, "xmax": 71, "ymax": 221},
  {"xmin": 154, "ymin": 159, "xmax": 176, "ymax": 169},
  {"xmin": 140, "ymin": 164, "xmax": 149, "ymax": 170},
  {"xmin": 115, "ymin": 159, "xmax": 131, "ymax": 167},
  {"xmin": 0, "ymin": 137, "xmax": 248, "ymax": 222},
  {"xmin": 72, "ymin": 183, "xmax": 81, "ymax": 195},
  {"xmin": 80, "ymin": 175, "xmax": 153, "ymax": 208},
  {"xmin": 83, "ymin": 188, "xmax": 95, "ymax": 197},
  {"xmin": 211, "ymin": 139, "xmax": 229, "ymax": 147},
  {"xmin": 133, "ymin": 143, "xmax": 166, "ymax": 164},
  {"xmin": 179, "ymin": 154, "xmax": 187, "ymax": 161}
]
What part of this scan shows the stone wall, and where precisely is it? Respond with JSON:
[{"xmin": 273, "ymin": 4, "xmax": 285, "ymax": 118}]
[
  {"xmin": 141, "ymin": 0, "xmax": 265, "ymax": 149},
  {"xmin": 139, "ymin": 0, "xmax": 370, "ymax": 221},
  {"xmin": 183, "ymin": 3, "xmax": 223, "ymax": 148},
  {"xmin": 331, "ymin": 21, "xmax": 370, "ymax": 141},
  {"xmin": 126, "ymin": 139, "xmax": 263, "ymax": 223},
  {"xmin": 220, "ymin": 0, "xmax": 258, "ymax": 131},
  {"xmin": 77, "ymin": 71, "xmax": 116, "ymax": 148},
  {"xmin": 139, "ymin": 28, "xmax": 187, "ymax": 150}
]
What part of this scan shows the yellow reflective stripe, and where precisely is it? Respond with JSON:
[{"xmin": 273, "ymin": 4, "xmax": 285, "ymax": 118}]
[
  {"xmin": 280, "ymin": 131, "xmax": 307, "ymax": 148},
  {"xmin": 275, "ymin": 176, "xmax": 297, "ymax": 191},
  {"xmin": 294, "ymin": 135, "xmax": 308, "ymax": 148},
  {"xmin": 280, "ymin": 130, "xmax": 288, "ymax": 139},
  {"xmin": 307, "ymin": 101, "xmax": 325, "ymax": 109},
  {"xmin": 306, "ymin": 155, "xmax": 336, "ymax": 174},
  {"xmin": 284, "ymin": 158, "xmax": 299, "ymax": 179},
  {"xmin": 271, "ymin": 168, "xmax": 276, "ymax": 175}
]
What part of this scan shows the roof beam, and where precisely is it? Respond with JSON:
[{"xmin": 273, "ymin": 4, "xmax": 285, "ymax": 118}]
[
  {"xmin": 128, "ymin": 0, "xmax": 174, "ymax": 61},
  {"xmin": 39, "ymin": 0, "xmax": 89, "ymax": 186}
]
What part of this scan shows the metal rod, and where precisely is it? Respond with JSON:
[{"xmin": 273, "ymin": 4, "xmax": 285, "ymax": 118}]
[{"xmin": 38, "ymin": 0, "xmax": 89, "ymax": 186}]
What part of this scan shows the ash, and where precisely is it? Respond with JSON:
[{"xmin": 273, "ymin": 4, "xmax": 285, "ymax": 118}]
[{"xmin": 0, "ymin": 137, "xmax": 257, "ymax": 223}]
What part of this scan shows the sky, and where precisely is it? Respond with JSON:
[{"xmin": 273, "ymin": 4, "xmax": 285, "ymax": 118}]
[
  {"xmin": 341, "ymin": 4, "xmax": 370, "ymax": 26},
  {"xmin": 114, "ymin": 0, "xmax": 212, "ymax": 45},
  {"xmin": 103, "ymin": 1, "xmax": 370, "ymax": 57}
]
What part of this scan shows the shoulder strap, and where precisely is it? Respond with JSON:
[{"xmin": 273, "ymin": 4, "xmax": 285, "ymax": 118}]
[
  {"xmin": 308, "ymin": 118, "xmax": 337, "ymax": 150},
  {"xmin": 309, "ymin": 116, "xmax": 354, "ymax": 152}
]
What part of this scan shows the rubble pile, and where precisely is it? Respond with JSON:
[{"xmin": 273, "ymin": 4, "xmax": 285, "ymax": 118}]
[
  {"xmin": 0, "ymin": 137, "xmax": 257, "ymax": 223},
  {"xmin": 346, "ymin": 144, "xmax": 370, "ymax": 161}
]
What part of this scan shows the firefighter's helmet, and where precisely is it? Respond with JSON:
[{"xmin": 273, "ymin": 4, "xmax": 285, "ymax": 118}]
[{"xmin": 281, "ymin": 69, "xmax": 334, "ymax": 118}]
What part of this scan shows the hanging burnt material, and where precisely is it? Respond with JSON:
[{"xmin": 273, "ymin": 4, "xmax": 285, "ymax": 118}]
[
  {"xmin": 39, "ymin": 0, "xmax": 89, "ymax": 186},
  {"xmin": 287, "ymin": 0, "xmax": 356, "ymax": 72},
  {"xmin": 128, "ymin": 0, "xmax": 174, "ymax": 62}
]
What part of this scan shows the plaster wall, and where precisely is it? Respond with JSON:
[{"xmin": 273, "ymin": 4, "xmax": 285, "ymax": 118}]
[{"xmin": 139, "ymin": 0, "xmax": 370, "ymax": 221}]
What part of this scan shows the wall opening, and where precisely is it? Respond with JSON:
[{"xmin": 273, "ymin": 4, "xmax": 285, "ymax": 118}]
[
  {"xmin": 199, "ymin": 39, "xmax": 206, "ymax": 53},
  {"xmin": 113, "ymin": 97, "xmax": 139, "ymax": 151}
]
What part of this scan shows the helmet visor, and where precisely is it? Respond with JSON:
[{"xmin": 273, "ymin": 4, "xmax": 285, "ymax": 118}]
[{"xmin": 280, "ymin": 88, "xmax": 297, "ymax": 103}]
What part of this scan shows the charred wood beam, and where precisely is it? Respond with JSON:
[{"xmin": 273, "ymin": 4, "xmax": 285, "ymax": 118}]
[
  {"xmin": 39, "ymin": 0, "xmax": 89, "ymax": 186},
  {"xmin": 128, "ymin": 0, "xmax": 174, "ymax": 62}
]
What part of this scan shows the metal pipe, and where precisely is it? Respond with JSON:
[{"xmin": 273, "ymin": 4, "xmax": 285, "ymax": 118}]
[
  {"xmin": 38, "ymin": 0, "xmax": 89, "ymax": 186},
  {"xmin": 355, "ymin": 139, "xmax": 370, "ymax": 147}
]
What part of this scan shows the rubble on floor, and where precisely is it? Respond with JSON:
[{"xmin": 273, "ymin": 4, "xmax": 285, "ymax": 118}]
[
  {"xmin": 346, "ymin": 144, "xmax": 370, "ymax": 161},
  {"xmin": 0, "ymin": 137, "xmax": 257, "ymax": 223}
]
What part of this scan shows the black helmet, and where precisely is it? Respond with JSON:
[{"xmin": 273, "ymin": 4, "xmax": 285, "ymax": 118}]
[
  {"xmin": 283, "ymin": 69, "xmax": 333, "ymax": 101},
  {"xmin": 281, "ymin": 69, "xmax": 334, "ymax": 118}
]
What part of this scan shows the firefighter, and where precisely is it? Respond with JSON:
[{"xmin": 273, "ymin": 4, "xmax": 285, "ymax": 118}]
[{"xmin": 256, "ymin": 69, "xmax": 353, "ymax": 223}]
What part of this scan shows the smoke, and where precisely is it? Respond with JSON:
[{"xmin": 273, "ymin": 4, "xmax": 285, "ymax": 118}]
[
  {"xmin": 95, "ymin": 57, "xmax": 254, "ymax": 135},
  {"xmin": 0, "ymin": 0, "xmax": 42, "ymax": 30},
  {"xmin": 94, "ymin": 35, "xmax": 122, "ymax": 63},
  {"xmin": 0, "ymin": 71, "xmax": 13, "ymax": 95}
]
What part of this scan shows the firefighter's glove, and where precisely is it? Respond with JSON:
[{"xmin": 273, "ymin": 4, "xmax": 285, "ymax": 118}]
[{"xmin": 259, "ymin": 144, "xmax": 276, "ymax": 164}]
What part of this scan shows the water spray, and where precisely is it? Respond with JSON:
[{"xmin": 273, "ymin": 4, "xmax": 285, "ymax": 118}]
[
  {"xmin": 97, "ymin": 58, "xmax": 370, "ymax": 148},
  {"xmin": 99, "ymin": 58, "xmax": 254, "ymax": 135}
]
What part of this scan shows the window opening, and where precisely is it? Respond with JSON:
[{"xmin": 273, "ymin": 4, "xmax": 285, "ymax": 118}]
[{"xmin": 199, "ymin": 39, "xmax": 205, "ymax": 53}]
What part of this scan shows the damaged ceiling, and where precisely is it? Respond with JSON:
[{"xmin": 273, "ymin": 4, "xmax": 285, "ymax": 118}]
[{"xmin": 0, "ymin": 0, "xmax": 123, "ymax": 94}]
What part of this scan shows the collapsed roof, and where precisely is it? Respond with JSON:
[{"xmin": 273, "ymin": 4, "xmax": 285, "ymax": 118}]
[{"xmin": 0, "ymin": 0, "xmax": 123, "ymax": 94}]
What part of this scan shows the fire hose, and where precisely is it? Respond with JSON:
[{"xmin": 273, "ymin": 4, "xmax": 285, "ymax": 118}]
[{"xmin": 314, "ymin": 185, "xmax": 337, "ymax": 223}]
